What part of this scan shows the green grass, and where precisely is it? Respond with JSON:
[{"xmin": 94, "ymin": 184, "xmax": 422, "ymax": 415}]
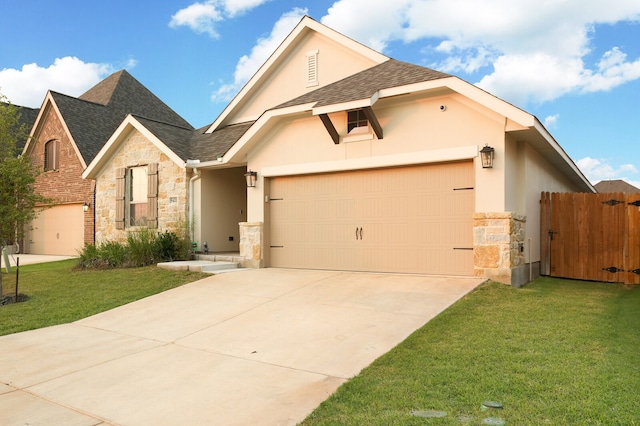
[
  {"xmin": 0, "ymin": 259, "xmax": 208, "ymax": 336},
  {"xmin": 302, "ymin": 277, "xmax": 640, "ymax": 425}
]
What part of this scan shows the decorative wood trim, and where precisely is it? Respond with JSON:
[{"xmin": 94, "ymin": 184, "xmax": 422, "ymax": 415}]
[
  {"xmin": 362, "ymin": 106, "xmax": 383, "ymax": 139},
  {"xmin": 319, "ymin": 114, "xmax": 340, "ymax": 144}
]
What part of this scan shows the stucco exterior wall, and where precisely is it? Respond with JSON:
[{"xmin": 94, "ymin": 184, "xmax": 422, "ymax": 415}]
[
  {"xmin": 27, "ymin": 107, "xmax": 94, "ymax": 251},
  {"xmin": 224, "ymin": 31, "xmax": 382, "ymax": 126},
  {"xmin": 246, "ymin": 93, "xmax": 506, "ymax": 223},
  {"xmin": 196, "ymin": 167, "xmax": 247, "ymax": 252},
  {"xmin": 94, "ymin": 129, "xmax": 188, "ymax": 244},
  {"xmin": 521, "ymin": 142, "xmax": 584, "ymax": 263}
]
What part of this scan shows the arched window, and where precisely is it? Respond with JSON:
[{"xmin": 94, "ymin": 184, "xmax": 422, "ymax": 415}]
[{"xmin": 44, "ymin": 140, "xmax": 59, "ymax": 171}]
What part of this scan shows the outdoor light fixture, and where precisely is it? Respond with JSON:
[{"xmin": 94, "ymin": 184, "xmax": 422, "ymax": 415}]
[
  {"xmin": 83, "ymin": 201, "xmax": 90, "ymax": 212},
  {"xmin": 245, "ymin": 170, "xmax": 257, "ymax": 188},
  {"xmin": 480, "ymin": 144, "xmax": 495, "ymax": 168}
]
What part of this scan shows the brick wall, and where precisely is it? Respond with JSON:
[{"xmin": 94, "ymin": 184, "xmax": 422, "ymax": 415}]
[{"xmin": 28, "ymin": 108, "xmax": 95, "ymax": 245}]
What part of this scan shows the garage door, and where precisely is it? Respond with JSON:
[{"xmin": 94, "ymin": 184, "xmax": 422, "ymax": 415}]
[
  {"xmin": 29, "ymin": 204, "xmax": 84, "ymax": 255},
  {"xmin": 269, "ymin": 162, "xmax": 474, "ymax": 275}
]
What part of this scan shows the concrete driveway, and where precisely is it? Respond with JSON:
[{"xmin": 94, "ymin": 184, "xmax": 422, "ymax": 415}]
[{"xmin": 0, "ymin": 268, "xmax": 483, "ymax": 425}]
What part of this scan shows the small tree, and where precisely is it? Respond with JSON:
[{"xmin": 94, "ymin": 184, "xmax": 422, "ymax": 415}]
[{"xmin": 0, "ymin": 94, "xmax": 50, "ymax": 295}]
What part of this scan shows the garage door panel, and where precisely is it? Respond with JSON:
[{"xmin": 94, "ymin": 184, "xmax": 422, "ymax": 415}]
[
  {"xmin": 29, "ymin": 204, "xmax": 84, "ymax": 256},
  {"xmin": 269, "ymin": 162, "xmax": 474, "ymax": 275}
]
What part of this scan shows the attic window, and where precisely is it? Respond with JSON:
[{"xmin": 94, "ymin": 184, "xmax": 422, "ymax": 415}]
[
  {"xmin": 306, "ymin": 50, "xmax": 319, "ymax": 87},
  {"xmin": 347, "ymin": 110, "xmax": 369, "ymax": 135},
  {"xmin": 44, "ymin": 140, "xmax": 59, "ymax": 171}
]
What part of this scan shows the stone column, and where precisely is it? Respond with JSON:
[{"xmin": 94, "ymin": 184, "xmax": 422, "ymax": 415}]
[
  {"xmin": 239, "ymin": 222, "xmax": 263, "ymax": 268},
  {"xmin": 473, "ymin": 212, "xmax": 526, "ymax": 285}
]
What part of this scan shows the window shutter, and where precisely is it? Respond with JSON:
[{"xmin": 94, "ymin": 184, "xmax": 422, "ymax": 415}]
[
  {"xmin": 147, "ymin": 163, "xmax": 158, "ymax": 228},
  {"xmin": 115, "ymin": 168, "xmax": 126, "ymax": 230}
]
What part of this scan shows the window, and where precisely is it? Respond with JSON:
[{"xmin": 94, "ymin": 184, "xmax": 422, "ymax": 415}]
[
  {"xmin": 115, "ymin": 164, "xmax": 158, "ymax": 229},
  {"xmin": 44, "ymin": 140, "xmax": 58, "ymax": 171},
  {"xmin": 306, "ymin": 50, "xmax": 319, "ymax": 87},
  {"xmin": 347, "ymin": 110, "xmax": 369, "ymax": 135},
  {"xmin": 126, "ymin": 166, "xmax": 148, "ymax": 226}
]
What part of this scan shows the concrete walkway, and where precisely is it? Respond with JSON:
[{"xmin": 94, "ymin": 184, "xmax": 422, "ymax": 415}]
[
  {"xmin": 0, "ymin": 268, "xmax": 484, "ymax": 425},
  {"xmin": 2, "ymin": 253, "xmax": 76, "ymax": 268}
]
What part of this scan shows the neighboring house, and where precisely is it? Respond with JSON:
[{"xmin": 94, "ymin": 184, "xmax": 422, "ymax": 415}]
[
  {"xmin": 84, "ymin": 16, "xmax": 594, "ymax": 286},
  {"xmin": 594, "ymin": 179, "xmax": 640, "ymax": 193},
  {"xmin": 22, "ymin": 70, "xmax": 192, "ymax": 255},
  {"xmin": 0, "ymin": 102, "xmax": 39, "ymax": 155}
]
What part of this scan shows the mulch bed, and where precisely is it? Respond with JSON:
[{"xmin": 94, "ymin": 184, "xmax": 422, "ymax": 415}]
[{"xmin": 0, "ymin": 293, "xmax": 29, "ymax": 305}]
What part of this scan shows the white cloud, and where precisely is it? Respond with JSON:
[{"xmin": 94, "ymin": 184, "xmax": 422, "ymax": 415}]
[
  {"xmin": 210, "ymin": 8, "xmax": 307, "ymax": 102},
  {"xmin": 544, "ymin": 114, "xmax": 559, "ymax": 128},
  {"xmin": 576, "ymin": 157, "xmax": 638, "ymax": 183},
  {"xmin": 169, "ymin": 2, "xmax": 223, "ymax": 38},
  {"xmin": 321, "ymin": 0, "xmax": 409, "ymax": 52},
  {"xmin": 319, "ymin": 0, "xmax": 640, "ymax": 106},
  {"xmin": 0, "ymin": 57, "xmax": 111, "ymax": 108},
  {"xmin": 169, "ymin": 0, "xmax": 271, "ymax": 38}
]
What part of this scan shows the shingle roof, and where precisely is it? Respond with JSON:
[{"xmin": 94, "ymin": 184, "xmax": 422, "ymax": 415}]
[
  {"xmin": 274, "ymin": 59, "xmax": 451, "ymax": 110},
  {"xmin": 133, "ymin": 116, "xmax": 194, "ymax": 161},
  {"xmin": 594, "ymin": 179, "xmax": 640, "ymax": 193},
  {"xmin": 135, "ymin": 116, "xmax": 254, "ymax": 163},
  {"xmin": 53, "ymin": 70, "xmax": 193, "ymax": 164},
  {"xmin": 189, "ymin": 121, "xmax": 254, "ymax": 162},
  {"xmin": 14, "ymin": 104, "xmax": 40, "ymax": 153}
]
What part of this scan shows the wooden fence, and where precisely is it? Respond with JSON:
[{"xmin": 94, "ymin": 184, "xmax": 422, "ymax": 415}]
[{"xmin": 541, "ymin": 192, "xmax": 640, "ymax": 284}]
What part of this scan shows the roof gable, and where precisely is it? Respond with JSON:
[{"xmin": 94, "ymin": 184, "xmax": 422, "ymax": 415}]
[
  {"xmin": 206, "ymin": 15, "xmax": 388, "ymax": 133},
  {"xmin": 26, "ymin": 70, "xmax": 193, "ymax": 167}
]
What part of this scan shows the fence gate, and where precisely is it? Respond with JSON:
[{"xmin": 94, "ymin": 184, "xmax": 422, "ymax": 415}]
[{"xmin": 541, "ymin": 192, "xmax": 640, "ymax": 284}]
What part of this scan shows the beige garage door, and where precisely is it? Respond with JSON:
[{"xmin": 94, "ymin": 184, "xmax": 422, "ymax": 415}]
[
  {"xmin": 269, "ymin": 162, "xmax": 474, "ymax": 275},
  {"xmin": 29, "ymin": 204, "xmax": 84, "ymax": 255}
]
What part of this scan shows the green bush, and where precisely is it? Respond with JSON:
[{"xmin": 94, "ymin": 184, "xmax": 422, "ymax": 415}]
[
  {"xmin": 98, "ymin": 241, "xmax": 128, "ymax": 267},
  {"xmin": 75, "ymin": 227, "xmax": 192, "ymax": 270},
  {"xmin": 127, "ymin": 228, "xmax": 157, "ymax": 267}
]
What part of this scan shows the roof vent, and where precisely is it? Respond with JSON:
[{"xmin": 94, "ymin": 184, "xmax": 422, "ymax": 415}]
[{"xmin": 306, "ymin": 50, "xmax": 319, "ymax": 87}]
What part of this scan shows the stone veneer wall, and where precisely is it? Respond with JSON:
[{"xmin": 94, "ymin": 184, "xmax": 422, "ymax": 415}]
[
  {"xmin": 239, "ymin": 222, "xmax": 263, "ymax": 268},
  {"xmin": 473, "ymin": 212, "xmax": 526, "ymax": 285},
  {"xmin": 94, "ymin": 130, "xmax": 188, "ymax": 244}
]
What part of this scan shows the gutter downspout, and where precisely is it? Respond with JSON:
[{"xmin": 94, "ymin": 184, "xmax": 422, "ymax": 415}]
[{"xmin": 186, "ymin": 160, "xmax": 201, "ymax": 243}]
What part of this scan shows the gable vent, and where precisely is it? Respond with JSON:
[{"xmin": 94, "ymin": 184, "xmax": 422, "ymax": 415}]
[{"xmin": 306, "ymin": 50, "xmax": 319, "ymax": 87}]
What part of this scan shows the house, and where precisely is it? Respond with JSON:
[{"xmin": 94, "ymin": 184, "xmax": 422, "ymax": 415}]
[
  {"xmin": 0, "ymin": 102, "xmax": 38, "ymax": 154},
  {"xmin": 22, "ymin": 70, "xmax": 192, "ymax": 255},
  {"xmin": 594, "ymin": 179, "xmax": 640, "ymax": 193},
  {"xmin": 83, "ymin": 16, "xmax": 594, "ymax": 286}
]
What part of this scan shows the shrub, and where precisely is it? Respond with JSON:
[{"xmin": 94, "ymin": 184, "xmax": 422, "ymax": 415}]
[
  {"xmin": 98, "ymin": 241, "xmax": 128, "ymax": 267},
  {"xmin": 75, "ymin": 226, "xmax": 193, "ymax": 270},
  {"xmin": 127, "ymin": 228, "xmax": 157, "ymax": 267}
]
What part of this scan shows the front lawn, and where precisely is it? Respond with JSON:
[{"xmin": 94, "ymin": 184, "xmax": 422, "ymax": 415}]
[
  {"xmin": 0, "ymin": 259, "xmax": 208, "ymax": 336},
  {"xmin": 302, "ymin": 277, "xmax": 640, "ymax": 425}
]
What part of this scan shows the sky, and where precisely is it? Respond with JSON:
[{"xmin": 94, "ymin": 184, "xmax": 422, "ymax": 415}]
[{"xmin": 1, "ymin": 0, "xmax": 639, "ymax": 186}]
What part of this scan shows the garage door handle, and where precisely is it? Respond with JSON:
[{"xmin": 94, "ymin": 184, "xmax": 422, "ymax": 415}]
[
  {"xmin": 360, "ymin": 227, "xmax": 363, "ymax": 240},
  {"xmin": 355, "ymin": 227, "xmax": 359, "ymax": 240},
  {"xmin": 355, "ymin": 227, "xmax": 363, "ymax": 240}
]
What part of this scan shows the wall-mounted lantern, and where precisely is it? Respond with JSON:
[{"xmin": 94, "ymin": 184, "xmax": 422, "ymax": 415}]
[
  {"xmin": 83, "ymin": 201, "xmax": 90, "ymax": 212},
  {"xmin": 244, "ymin": 170, "xmax": 257, "ymax": 188},
  {"xmin": 480, "ymin": 144, "xmax": 495, "ymax": 169}
]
